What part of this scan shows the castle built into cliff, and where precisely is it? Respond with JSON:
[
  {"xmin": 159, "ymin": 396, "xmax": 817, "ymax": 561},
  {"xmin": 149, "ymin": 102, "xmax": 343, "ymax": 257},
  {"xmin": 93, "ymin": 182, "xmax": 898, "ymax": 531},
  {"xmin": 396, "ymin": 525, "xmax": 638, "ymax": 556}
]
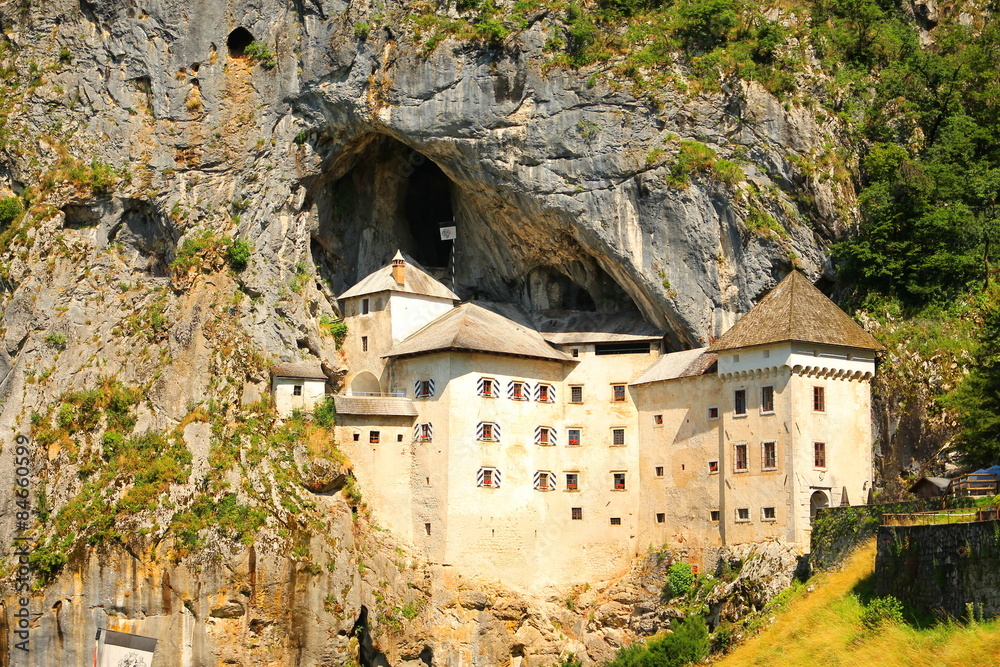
[{"xmin": 276, "ymin": 253, "xmax": 884, "ymax": 589}]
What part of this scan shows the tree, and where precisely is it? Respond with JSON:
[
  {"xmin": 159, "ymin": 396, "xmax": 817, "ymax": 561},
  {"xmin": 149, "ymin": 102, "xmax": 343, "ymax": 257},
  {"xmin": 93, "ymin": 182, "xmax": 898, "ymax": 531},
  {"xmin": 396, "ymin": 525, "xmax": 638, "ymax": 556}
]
[
  {"xmin": 605, "ymin": 615, "xmax": 709, "ymax": 667},
  {"xmin": 947, "ymin": 299, "xmax": 1000, "ymax": 467}
]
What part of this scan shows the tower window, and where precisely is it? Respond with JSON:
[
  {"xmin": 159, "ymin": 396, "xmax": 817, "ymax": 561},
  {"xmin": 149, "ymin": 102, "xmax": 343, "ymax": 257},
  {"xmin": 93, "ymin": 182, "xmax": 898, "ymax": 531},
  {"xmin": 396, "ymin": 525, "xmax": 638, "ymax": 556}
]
[
  {"xmin": 361, "ymin": 336, "xmax": 368, "ymax": 352},
  {"xmin": 813, "ymin": 386, "xmax": 826, "ymax": 412},
  {"xmin": 570, "ymin": 386, "xmax": 583, "ymax": 403},
  {"xmin": 611, "ymin": 428, "xmax": 625, "ymax": 446},
  {"xmin": 610, "ymin": 517, "xmax": 622, "ymax": 526},
  {"xmin": 613, "ymin": 472, "xmax": 626, "ymax": 490},
  {"xmin": 734, "ymin": 443, "xmax": 748, "ymax": 472},
  {"xmin": 612, "ymin": 384, "xmax": 626, "ymax": 402},
  {"xmin": 814, "ymin": 442, "xmax": 826, "ymax": 468},
  {"xmin": 734, "ymin": 389, "xmax": 747, "ymax": 415},
  {"xmin": 571, "ymin": 507, "xmax": 583, "ymax": 520},
  {"xmin": 763, "ymin": 441, "xmax": 777, "ymax": 469},
  {"xmin": 567, "ymin": 428, "xmax": 582, "ymax": 446},
  {"xmin": 761, "ymin": 386, "xmax": 774, "ymax": 413},
  {"xmin": 361, "ymin": 298, "xmax": 370, "ymax": 315},
  {"xmin": 565, "ymin": 473, "xmax": 579, "ymax": 490}
]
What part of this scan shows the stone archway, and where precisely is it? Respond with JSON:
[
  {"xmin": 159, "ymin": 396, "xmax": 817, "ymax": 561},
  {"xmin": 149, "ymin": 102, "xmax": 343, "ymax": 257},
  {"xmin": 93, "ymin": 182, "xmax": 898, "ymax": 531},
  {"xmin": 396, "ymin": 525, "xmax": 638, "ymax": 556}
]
[
  {"xmin": 810, "ymin": 490, "xmax": 829, "ymax": 522},
  {"xmin": 349, "ymin": 371, "xmax": 381, "ymax": 396}
]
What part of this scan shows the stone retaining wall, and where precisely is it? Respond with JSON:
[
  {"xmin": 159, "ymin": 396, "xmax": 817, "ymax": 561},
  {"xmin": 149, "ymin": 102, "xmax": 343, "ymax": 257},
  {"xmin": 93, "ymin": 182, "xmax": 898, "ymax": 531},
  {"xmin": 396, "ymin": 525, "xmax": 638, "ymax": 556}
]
[{"xmin": 874, "ymin": 520, "xmax": 1000, "ymax": 619}]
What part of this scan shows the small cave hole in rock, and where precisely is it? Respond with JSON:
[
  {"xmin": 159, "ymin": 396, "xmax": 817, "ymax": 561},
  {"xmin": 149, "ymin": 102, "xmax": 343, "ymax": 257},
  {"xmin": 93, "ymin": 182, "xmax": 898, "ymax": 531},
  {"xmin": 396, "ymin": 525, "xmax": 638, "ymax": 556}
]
[
  {"xmin": 227, "ymin": 27, "xmax": 255, "ymax": 58},
  {"xmin": 351, "ymin": 606, "xmax": 392, "ymax": 667}
]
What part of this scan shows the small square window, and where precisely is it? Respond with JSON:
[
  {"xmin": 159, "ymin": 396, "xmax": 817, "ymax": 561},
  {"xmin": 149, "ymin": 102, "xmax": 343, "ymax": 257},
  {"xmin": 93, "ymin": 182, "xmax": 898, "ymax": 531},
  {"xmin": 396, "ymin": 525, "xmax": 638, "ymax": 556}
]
[
  {"xmin": 611, "ymin": 428, "xmax": 625, "ymax": 446},
  {"xmin": 656, "ymin": 513, "xmax": 665, "ymax": 524},
  {"xmin": 813, "ymin": 386, "xmax": 825, "ymax": 412},
  {"xmin": 763, "ymin": 349, "xmax": 770, "ymax": 359},
  {"xmin": 710, "ymin": 510, "xmax": 720, "ymax": 522},
  {"xmin": 397, "ymin": 433, "xmax": 404, "ymax": 442},
  {"xmin": 566, "ymin": 473, "xmax": 579, "ymax": 491},
  {"xmin": 479, "ymin": 422, "xmax": 498, "ymax": 441},
  {"xmin": 734, "ymin": 389, "xmax": 747, "ymax": 415},
  {"xmin": 572, "ymin": 507, "xmax": 583, "ymax": 520},
  {"xmin": 511, "ymin": 381, "xmax": 526, "ymax": 400},
  {"xmin": 707, "ymin": 406, "xmax": 719, "ymax": 420},
  {"xmin": 735, "ymin": 443, "xmax": 748, "ymax": 472},
  {"xmin": 415, "ymin": 380, "xmax": 434, "ymax": 398},
  {"xmin": 708, "ymin": 460, "xmax": 719, "ymax": 474},
  {"xmin": 479, "ymin": 378, "xmax": 495, "ymax": 397},
  {"xmin": 655, "ymin": 466, "xmax": 664, "ymax": 477},
  {"xmin": 293, "ymin": 384, "xmax": 303, "ymax": 396},
  {"xmin": 352, "ymin": 433, "xmax": 360, "ymax": 442},
  {"xmin": 733, "ymin": 354, "xmax": 740, "ymax": 362},
  {"xmin": 814, "ymin": 442, "xmax": 826, "ymax": 468},
  {"xmin": 736, "ymin": 507, "xmax": 750, "ymax": 522},
  {"xmin": 761, "ymin": 386, "xmax": 774, "ymax": 413},
  {"xmin": 535, "ymin": 471, "xmax": 553, "ymax": 490},
  {"xmin": 537, "ymin": 426, "xmax": 553, "ymax": 446},
  {"xmin": 762, "ymin": 441, "xmax": 777, "ymax": 469},
  {"xmin": 762, "ymin": 506, "xmax": 776, "ymax": 521},
  {"xmin": 361, "ymin": 298, "xmax": 370, "ymax": 315},
  {"xmin": 613, "ymin": 472, "xmax": 626, "ymax": 490},
  {"xmin": 610, "ymin": 517, "xmax": 622, "ymax": 526},
  {"xmin": 570, "ymin": 386, "xmax": 583, "ymax": 403},
  {"xmin": 369, "ymin": 430, "xmax": 380, "ymax": 444},
  {"xmin": 567, "ymin": 428, "xmax": 582, "ymax": 446},
  {"xmin": 612, "ymin": 384, "xmax": 626, "ymax": 402},
  {"xmin": 653, "ymin": 414, "xmax": 663, "ymax": 426},
  {"xmin": 361, "ymin": 336, "xmax": 368, "ymax": 352},
  {"xmin": 572, "ymin": 348, "xmax": 580, "ymax": 358},
  {"xmin": 537, "ymin": 384, "xmax": 553, "ymax": 402},
  {"xmin": 479, "ymin": 468, "xmax": 499, "ymax": 488}
]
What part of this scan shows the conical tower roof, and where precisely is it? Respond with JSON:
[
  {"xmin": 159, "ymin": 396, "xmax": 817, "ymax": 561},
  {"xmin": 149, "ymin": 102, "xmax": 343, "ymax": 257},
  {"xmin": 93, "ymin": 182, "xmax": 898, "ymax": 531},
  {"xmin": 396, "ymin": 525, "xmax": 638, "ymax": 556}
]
[{"xmin": 708, "ymin": 272, "xmax": 884, "ymax": 352}]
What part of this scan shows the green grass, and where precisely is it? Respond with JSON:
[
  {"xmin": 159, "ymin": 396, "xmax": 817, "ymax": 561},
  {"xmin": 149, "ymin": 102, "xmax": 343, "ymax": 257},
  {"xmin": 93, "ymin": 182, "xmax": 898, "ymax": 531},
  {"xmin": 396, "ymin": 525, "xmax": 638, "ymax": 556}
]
[{"xmin": 714, "ymin": 541, "xmax": 1000, "ymax": 666}]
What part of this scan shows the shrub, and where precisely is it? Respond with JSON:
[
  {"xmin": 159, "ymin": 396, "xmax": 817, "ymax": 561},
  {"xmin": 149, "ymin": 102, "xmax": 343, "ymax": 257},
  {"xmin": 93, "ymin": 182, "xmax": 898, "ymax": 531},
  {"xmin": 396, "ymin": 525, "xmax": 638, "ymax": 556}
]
[
  {"xmin": 226, "ymin": 238, "xmax": 252, "ymax": 272},
  {"xmin": 45, "ymin": 333, "xmax": 67, "ymax": 350},
  {"xmin": 667, "ymin": 141, "xmax": 716, "ymax": 188},
  {"xmin": 354, "ymin": 22, "xmax": 371, "ymax": 40},
  {"xmin": 314, "ymin": 395, "xmax": 336, "ymax": 429},
  {"xmin": 0, "ymin": 196, "xmax": 23, "ymax": 228},
  {"xmin": 712, "ymin": 159, "xmax": 744, "ymax": 185},
  {"xmin": 321, "ymin": 317, "xmax": 348, "ymax": 347},
  {"xmin": 244, "ymin": 41, "xmax": 276, "ymax": 68},
  {"xmin": 860, "ymin": 595, "xmax": 905, "ymax": 630},
  {"xmin": 607, "ymin": 615, "xmax": 709, "ymax": 667},
  {"xmin": 666, "ymin": 561, "xmax": 696, "ymax": 599}
]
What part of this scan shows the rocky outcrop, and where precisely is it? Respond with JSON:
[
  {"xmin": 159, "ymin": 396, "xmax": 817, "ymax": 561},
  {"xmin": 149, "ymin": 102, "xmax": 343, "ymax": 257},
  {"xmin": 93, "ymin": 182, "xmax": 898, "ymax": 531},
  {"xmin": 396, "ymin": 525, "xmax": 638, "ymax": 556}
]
[{"xmin": 0, "ymin": 0, "xmax": 849, "ymax": 663}]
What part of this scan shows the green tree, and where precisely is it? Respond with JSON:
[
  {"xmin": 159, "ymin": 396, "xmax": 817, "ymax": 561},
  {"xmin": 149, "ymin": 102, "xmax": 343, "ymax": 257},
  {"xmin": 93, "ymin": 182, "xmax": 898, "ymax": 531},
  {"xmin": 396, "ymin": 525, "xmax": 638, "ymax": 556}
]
[
  {"xmin": 946, "ymin": 299, "xmax": 1000, "ymax": 467},
  {"xmin": 606, "ymin": 615, "xmax": 709, "ymax": 667}
]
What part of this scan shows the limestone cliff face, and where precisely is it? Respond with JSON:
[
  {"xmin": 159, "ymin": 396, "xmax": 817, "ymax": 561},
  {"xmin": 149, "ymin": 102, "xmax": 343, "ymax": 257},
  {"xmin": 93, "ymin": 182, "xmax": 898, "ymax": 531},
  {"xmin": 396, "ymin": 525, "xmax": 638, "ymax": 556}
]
[{"xmin": 0, "ymin": 0, "xmax": 848, "ymax": 664}]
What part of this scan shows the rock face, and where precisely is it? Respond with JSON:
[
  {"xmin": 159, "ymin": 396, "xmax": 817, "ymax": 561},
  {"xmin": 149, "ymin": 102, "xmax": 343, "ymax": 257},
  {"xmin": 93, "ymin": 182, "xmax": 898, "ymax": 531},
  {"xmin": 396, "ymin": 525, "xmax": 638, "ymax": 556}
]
[{"xmin": 0, "ymin": 0, "xmax": 846, "ymax": 664}]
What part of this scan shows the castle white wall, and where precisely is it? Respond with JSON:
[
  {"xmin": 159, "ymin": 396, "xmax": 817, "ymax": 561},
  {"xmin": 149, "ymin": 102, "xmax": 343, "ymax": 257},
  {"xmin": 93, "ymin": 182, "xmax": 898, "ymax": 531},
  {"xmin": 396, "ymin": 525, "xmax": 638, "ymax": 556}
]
[
  {"xmin": 388, "ymin": 293, "xmax": 455, "ymax": 344},
  {"xmin": 272, "ymin": 377, "xmax": 326, "ymax": 417}
]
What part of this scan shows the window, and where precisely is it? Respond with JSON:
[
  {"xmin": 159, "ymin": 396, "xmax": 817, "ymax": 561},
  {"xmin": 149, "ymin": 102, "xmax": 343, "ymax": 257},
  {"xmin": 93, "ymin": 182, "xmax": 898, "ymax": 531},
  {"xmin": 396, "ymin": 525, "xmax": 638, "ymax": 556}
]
[
  {"xmin": 361, "ymin": 336, "xmax": 368, "ymax": 352},
  {"xmin": 656, "ymin": 513, "xmax": 665, "ymax": 524},
  {"xmin": 535, "ymin": 426, "xmax": 556, "ymax": 446},
  {"xmin": 352, "ymin": 433, "xmax": 360, "ymax": 442},
  {"xmin": 570, "ymin": 386, "xmax": 583, "ymax": 403},
  {"xmin": 477, "ymin": 422, "xmax": 500, "ymax": 442},
  {"xmin": 813, "ymin": 386, "xmax": 825, "ymax": 412},
  {"xmin": 613, "ymin": 472, "xmax": 626, "ymax": 490},
  {"xmin": 596, "ymin": 342, "xmax": 649, "ymax": 355},
  {"xmin": 653, "ymin": 414, "xmax": 663, "ymax": 426},
  {"xmin": 533, "ymin": 471, "xmax": 556, "ymax": 491},
  {"xmin": 477, "ymin": 467, "xmax": 500, "ymax": 488},
  {"xmin": 414, "ymin": 379, "xmax": 434, "ymax": 398},
  {"xmin": 571, "ymin": 507, "xmax": 583, "ymax": 520},
  {"xmin": 509, "ymin": 381, "xmax": 527, "ymax": 400},
  {"xmin": 761, "ymin": 386, "xmax": 774, "ymax": 413},
  {"xmin": 710, "ymin": 510, "xmax": 720, "ymax": 522},
  {"xmin": 565, "ymin": 473, "xmax": 579, "ymax": 491},
  {"xmin": 293, "ymin": 384, "xmax": 303, "ymax": 396},
  {"xmin": 762, "ymin": 441, "xmax": 777, "ymax": 470},
  {"xmin": 814, "ymin": 442, "xmax": 826, "ymax": 468},
  {"xmin": 397, "ymin": 434, "xmax": 404, "ymax": 442},
  {"xmin": 734, "ymin": 389, "xmax": 747, "ymax": 415},
  {"xmin": 567, "ymin": 428, "xmax": 582, "ymax": 447},
  {"xmin": 612, "ymin": 384, "xmax": 626, "ymax": 402},
  {"xmin": 369, "ymin": 431, "xmax": 380, "ymax": 444},
  {"xmin": 734, "ymin": 443, "xmax": 748, "ymax": 472},
  {"xmin": 708, "ymin": 460, "xmax": 719, "ymax": 474},
  {"xmin": 572, "ymin": 348, "xmax": 580, "ymax": 358},
  {"xmin": 707, "ymin": 406, "xmax": 719, "ymax": 420},
  {"xmin": 610, "ymin": 517, "xmax": 622, "ymax": 525},
  {"xmin": 733, "ymin": 354, "xmax": 740, "ymax": 362},
  {"xmin": 655, "ymin": 466, "xmax": 664, "ymax": 477},
  {"xmin": 736, "ymin": 507, "xmax": 750, "ymax": 522},
  {"xmin": 762, "ymin": 506, "xmax": 776, "ymax": 521},
  {"xmin": 414, "ymin": 423, "xmax": 433, "ymax": 442},
  {"xmin": 611, "ymin": 428, "xmax": 625, "ymax": 447},
  {"xmin": 424, "ymin": 523, "xmax": 431, "ymax": 535},
  {"xmin": 477, "ymin": 377, "xmax": 496, "ymax": 397},
  {"xmin": 361, "ymin": 298, "xmax": 370, "ymax": 315},
  {"xmin": 535, "ymin": 383, "xmax": 554, "ymax": 402},
  {"xmin": 763, "ymin": 349, "xmax": 770, "ymax": 359}
]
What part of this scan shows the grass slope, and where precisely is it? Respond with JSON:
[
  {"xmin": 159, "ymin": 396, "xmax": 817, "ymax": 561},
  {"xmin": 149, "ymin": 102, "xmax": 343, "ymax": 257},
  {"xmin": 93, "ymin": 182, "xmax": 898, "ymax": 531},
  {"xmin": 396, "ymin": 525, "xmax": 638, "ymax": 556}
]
[{"xmin": 714, "ymin": 541, "xmax": 1000, "ymax": 667}]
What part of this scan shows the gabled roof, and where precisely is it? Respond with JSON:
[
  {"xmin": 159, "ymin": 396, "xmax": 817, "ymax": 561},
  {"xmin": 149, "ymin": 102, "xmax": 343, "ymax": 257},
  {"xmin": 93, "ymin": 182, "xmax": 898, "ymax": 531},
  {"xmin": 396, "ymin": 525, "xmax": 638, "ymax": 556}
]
[
  {"xmin": 908, "ymin": 477, "xmax": 951, "ymax": 493},
  {"xmin": 708, "ymin": 271, "xmax": 885, "ymax": 353},
  {"xmin": 338, "ymin": 251, "xmax": 459, "ymax": 302},
  {"xmin": 385, "ymin": 303, "xmax": 575, "ymax": 363},
  {"xmin": 271, "ymin": 361, "xmax": 327, "ymax": 380},
  {"xmin": 630, "ymin": 348, "xmax": 718, "ymax": 386}
]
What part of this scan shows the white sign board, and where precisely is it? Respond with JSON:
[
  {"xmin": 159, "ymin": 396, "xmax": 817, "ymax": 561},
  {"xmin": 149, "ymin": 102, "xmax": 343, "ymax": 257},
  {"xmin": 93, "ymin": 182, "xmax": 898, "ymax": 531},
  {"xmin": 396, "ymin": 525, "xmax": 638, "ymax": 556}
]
[
  {"xmin": 439, "ymin": 226, "xmax": 457, "ymax": 241},
  {"xmin": 97, "ymin": 629, "xmax": 157, "ymax": 667}
]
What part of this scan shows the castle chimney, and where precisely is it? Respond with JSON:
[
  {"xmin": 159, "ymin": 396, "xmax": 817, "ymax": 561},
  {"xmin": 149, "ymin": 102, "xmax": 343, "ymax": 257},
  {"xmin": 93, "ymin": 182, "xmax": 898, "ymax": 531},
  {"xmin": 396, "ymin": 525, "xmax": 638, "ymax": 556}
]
[{"xmin": 391, "ymin": 251, "xmax": 405, "ymax": 285}]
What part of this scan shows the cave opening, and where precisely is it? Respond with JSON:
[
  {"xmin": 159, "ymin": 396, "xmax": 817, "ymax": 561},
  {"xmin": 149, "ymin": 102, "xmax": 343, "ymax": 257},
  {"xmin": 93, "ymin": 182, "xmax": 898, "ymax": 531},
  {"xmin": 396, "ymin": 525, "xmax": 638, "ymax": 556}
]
[
  {"xmin": 403, "ymin": 159, "xmax": 453, "ymax": 269},
  {"xmin": 226, "ymin": 28, "xmax": 255, "ymax": 57}
]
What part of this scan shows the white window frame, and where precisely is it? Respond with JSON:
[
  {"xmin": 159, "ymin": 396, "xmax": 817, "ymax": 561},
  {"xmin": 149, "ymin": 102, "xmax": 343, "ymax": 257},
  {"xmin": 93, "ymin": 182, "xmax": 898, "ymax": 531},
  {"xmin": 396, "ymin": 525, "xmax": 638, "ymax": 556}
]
[
  {"xmin": 734, "ymin": 388, "xmax": 747, "ymax": 416},
  {"xmin": 708, "ymin": 460, "xmax": 719, "ymax": 474},
  {"xmin": 569, "ymin": 385, "xmax": 584, "ymax": 403},
  {"xmin": 534, "ymin": 383, "xmax": 555, "ymax": 403},
  {"xmin": 477, "ymin": 377, "xmax": 496, "ymax": 398},
  {"xmin": 653, "ymin": 414, "xmax": 664, "ymax": 427},
  {"xmin": 611, "ymin": 427, "xmax": 626, "ymax": 447},
  {"xmin": 534, "ymin": 425, "xmax": 557, "ymax": 446},
  {"xmin": 565, "ymin": 472, "xmax": 580, "ymax": 491},
  {"xmin": 566, "ymin": 427, "xmax": 582, "ymax": 447},
  {"xmin": 612, "ymin": 472, "xmax": 626, "ymax": 491},
  {"xmin": 760, "ymin": 385, "xmax": 775, "ymax": 414},
  {"xmin": 735, "ymin": 507, "xmax": 751, "ymax": 523},
  {"xmin": 414, "ymin": 379, "xmax": 435, "ymax": 399},
  {"xmin": 413, "ymin": 423, "xmax": 433, "ymax": 442},
  {"xmin": 477, "ymin": 421, "xmax": 500, "ymax": 442},
  {"xmin": 508, "ymin": 380, "xmax": 528, "ymax": 401},
  {"xmin": 612, "ymin": 383, "xmax": 627, "ymax": 403},
  {"xmin": 761, "ymin": 506, "xmax": 777, "ymax": 522},
  {"xmin": 707, "ymin": 406, "xmax": 719, "ymax": 421},
  {"xmin": 533, "ymin": 471, "xmax": 557, "ymax": 491},
  {"xmin": 734, "ymin": 442, "xmax": 749, "ymax": 473},
  {"xmin": 477, "ymin": 467, "xmax": 501, "ymax": 488},
  {"xmin": 762, "ymin": 441, "xmax": 777, "ymax": 470}
]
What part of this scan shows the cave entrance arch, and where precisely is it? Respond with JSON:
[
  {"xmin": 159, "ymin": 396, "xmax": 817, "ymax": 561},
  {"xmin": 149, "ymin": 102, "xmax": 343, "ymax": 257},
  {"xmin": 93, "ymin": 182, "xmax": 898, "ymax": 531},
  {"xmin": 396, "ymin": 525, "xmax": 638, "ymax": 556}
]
[
  {"xmin": 403, "ymin": 158, "xmax": 453, "ymax": 269},
  {"xmin": 349, "ymin": 372, "xmax": 381, "ymax": 396},
  {"xmin": 227, "ymin": 28, "xmax": 255, "ymax": 57}
]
